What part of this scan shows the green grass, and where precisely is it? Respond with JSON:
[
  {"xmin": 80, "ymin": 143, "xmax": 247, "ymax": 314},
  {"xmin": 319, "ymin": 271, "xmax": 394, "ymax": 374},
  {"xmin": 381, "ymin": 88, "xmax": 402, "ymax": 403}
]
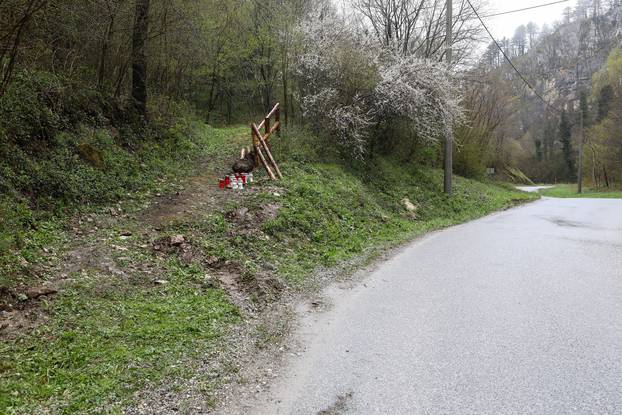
[
  {"xmin": 0, "ymin": 261, "xmax": 240, "ymax": 414},
  {"xmin": 0, "ymin": 122, "xmax": 247, "ymax": 290},
  {"xmin": 539, "ymin": 184, "xmax": 622, "ymax": 198},
  {"xmin": 174, "ymin": 157, "xmax": 537, "ymax": 286},
  {"xmin": 1, "ymin": 122, "xmax": 248, "ymax": 413}
]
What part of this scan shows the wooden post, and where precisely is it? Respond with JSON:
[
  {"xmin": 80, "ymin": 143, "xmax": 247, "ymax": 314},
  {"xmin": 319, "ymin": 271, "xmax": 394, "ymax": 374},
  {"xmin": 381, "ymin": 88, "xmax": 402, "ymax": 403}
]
[
  {"xmin": 252, "ymin": 123, "xmax": 283, "ymax": 179},
  {"xmin": 254, "ymin": 144, "xmax": 276, "ymax": 180},
  {"xmin": 251, "ymin": 124, "xmax": 260, "ymax": 165},
  {"xmin": 264, "ymin": 116, "xmax": 271, "ymax": 153},
  {"xmin": 276, "ymin": 106, "xmax": 281, "ymax": 136}
]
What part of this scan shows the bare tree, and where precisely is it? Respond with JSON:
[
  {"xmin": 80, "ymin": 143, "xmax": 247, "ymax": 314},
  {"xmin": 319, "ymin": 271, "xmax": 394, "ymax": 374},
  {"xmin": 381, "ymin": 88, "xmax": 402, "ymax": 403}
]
[
  {"xmin": 352, "ymin": 0, "xmax": 484, "ymax": 64},
  {"xmin": 132, "ymin": 0, "xmax": 150, "ymax": 117},
  {"xmin": 526, "ymin": 22, "xmax": 538, "ymax": 50},
  {"xmin": 513, "ymin": 25, "xmax": 527, "ymax": 56},
  {"xmin": 0, "ymin": 0, "xmax": 48, "ymax": 98}
]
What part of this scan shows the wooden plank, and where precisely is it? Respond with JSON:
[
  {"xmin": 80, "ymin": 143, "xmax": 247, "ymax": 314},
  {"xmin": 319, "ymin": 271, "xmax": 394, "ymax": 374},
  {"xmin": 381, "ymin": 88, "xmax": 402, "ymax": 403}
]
[
  {"xmin": 256, "ymin": 104, "xmax": 280, "ymax": 135},
  {"xmin": 266, "ymin": 103, "xmax": 279, "ymax": 119},
  {"xmin": 254, "ymin": 143, "xmax": 276, "ymax": 180},
  {"xmin": 269, "ymin": 121, "xmax": 279, "ymax": 136},
  {"xmin": 260, "ymin": 121, "xmax": 280, "ymax": 144},
  {"xmin": 251, "ymin": 104, "xmax": 281, "ymax": 175},
  {"xmin": 252, "ymin": 123, "xmax": 283, "ymax": 180},
  {"xmin": 251, "ymin": 125, "xmax": 260, "ymax": 165},
  {"xmin": 263, "ymin": 144, "xmax": 283, "ymax": 179}
]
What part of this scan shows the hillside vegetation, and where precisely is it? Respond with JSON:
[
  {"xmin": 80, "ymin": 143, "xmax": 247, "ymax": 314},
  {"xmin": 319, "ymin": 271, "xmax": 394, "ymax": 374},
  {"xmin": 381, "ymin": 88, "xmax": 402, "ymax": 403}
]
[
  {"xmin": 0, "ymin": 85, "xmax": 535, "ymax": 412},
  {"xmin": 470, "ymin": 2, "xmax": 622, "ymax": 187}
]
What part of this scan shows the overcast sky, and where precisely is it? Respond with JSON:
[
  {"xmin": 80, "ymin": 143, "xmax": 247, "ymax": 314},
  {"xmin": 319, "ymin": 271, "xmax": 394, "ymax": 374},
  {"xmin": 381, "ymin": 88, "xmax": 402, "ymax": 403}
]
[{"xmin": 484, "ymin": 0, "xmax": 579, "ymax": 40}]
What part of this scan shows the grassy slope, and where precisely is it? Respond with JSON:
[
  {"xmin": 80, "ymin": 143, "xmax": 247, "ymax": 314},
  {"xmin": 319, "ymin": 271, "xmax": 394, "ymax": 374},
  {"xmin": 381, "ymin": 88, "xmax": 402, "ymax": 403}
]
[
  {"xmin": 1, "ymin": 123, "xmax": 247, "ymax": 414},
  {"xmin": 0, "ymin": 115, "xmax": 248, "ymax": 288},
  {"xmin": 1, "ymin": 124, "xmax": 537, "ymax": 414},
  {"xmin": 538, "ymin": 184, "xmax": 622, "ymax": 198}
]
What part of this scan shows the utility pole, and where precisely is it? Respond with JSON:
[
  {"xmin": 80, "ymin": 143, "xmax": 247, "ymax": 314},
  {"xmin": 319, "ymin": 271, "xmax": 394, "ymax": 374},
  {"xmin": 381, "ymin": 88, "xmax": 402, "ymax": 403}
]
[
  {"xmin": 576, "ymin": 63, "xmax": 585, "ymax": 194},
  {"xmin": 578, "ymin": 99, "xmax": 584, "ymax": 194},
  {"xmin": 444, "ymin": 0, "xmax": 453, "ymax": 195}
]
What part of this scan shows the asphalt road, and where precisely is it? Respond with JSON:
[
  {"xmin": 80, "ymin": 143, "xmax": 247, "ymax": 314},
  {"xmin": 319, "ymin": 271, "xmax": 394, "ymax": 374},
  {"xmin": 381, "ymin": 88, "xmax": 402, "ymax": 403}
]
[
  {"xmin": 516, "ymin": 185, "xmax": 554, "ymax": 193},
  {"xmin": 251, "ymin": 197, "xmax": 622, "ymax": 415}
]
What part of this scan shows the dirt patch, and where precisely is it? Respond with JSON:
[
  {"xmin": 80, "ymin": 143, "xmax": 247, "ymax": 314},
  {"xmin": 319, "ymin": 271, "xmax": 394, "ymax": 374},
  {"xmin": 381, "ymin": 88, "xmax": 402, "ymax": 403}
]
[
  {"xmin": 152, "ymin": 234, "xmax": 197, "ymax": 264},
  {"xmin": 207, "ymin": 262, "xmax": 285, "ymax": 312},
  {"xmin": 0, "ymin": 281, "xmax": 60, "ymax": 336},
  {"xmin": 140, "ymin": 153, "xmax": 262, "ymax": 227},
  {"xmin": 0, "ymin": 302, "xmax": 51, "ymax": 340},
  {"xmin": 225, "ymin": 202, "xmax": 281, "ymax": 225}
]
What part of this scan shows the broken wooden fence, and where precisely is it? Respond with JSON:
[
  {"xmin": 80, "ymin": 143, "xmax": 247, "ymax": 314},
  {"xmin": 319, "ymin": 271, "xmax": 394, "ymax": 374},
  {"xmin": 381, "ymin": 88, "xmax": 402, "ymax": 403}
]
[{"xmin": 251, "ymin": 103, "xmax": 283, "ymax": 180}]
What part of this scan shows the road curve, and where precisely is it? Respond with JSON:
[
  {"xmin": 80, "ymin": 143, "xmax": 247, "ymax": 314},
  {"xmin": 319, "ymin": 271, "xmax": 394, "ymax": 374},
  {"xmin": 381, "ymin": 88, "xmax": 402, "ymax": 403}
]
[{"xmin": 249, "ymin": 197, "xmax": 622, "ymax": 415}]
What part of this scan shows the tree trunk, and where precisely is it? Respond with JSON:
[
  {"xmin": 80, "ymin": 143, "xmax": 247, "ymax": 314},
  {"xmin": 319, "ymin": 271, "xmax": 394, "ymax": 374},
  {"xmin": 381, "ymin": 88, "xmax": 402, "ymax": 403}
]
[
  {"xmin": 590, "ymin": 146, "xmax": 599, "ymax": 187},
  {"xmin": 97, "ymin": 12, "xmax": 116, "ymax": 90},
  {"xmin": 131, "ymin": 0, "xmax": 150, "ymax": 117},
  {"xmin": 114, "ymin": 59, "xmax": 129, "ymax": 98},
  {"xmin": 0, "ymin": 0, "xmax": 48, "ymax": 98},
  {"xmin": 282, "ymin": 52, "xmax": 288, "ymax": 127}
]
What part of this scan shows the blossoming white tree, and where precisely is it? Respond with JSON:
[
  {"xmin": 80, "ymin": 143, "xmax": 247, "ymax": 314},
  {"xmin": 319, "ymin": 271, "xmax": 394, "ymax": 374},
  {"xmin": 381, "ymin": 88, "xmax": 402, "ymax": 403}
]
[
  {"xmin": 294, "ymin": 9, "xmax": 379, "ymax": 158},
  {"xmin": 374, "ymin": 55, "xmax": 465, "ymax": 144},
  {"xmin": 295, "ymin": 8, "xmax": 465, "ymax": 160}
]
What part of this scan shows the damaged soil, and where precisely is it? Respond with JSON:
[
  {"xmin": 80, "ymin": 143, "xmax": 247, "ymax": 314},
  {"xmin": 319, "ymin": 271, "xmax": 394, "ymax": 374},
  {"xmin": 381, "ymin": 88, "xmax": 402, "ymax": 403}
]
[
  {"xmin": 0, "ymin": 143, "xmax": 295, "ymax": 413},
  {"xmin": 0, "ymin": 146, "xmax": 282, "ymax": 337}
]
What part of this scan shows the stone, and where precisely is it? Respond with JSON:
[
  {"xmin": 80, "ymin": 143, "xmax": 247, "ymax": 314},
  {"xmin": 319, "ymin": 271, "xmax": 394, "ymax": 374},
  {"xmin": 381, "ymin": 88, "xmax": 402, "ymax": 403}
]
[
  {"xmin": 401, "ymin": 197, "xmax": 418, "ymax": 213},
  {"xmin": 26, "ymin": 287, "xmax": 58, "ymax": 299},
  {"xmin": 170, "ymin": 235, "xmax": 185, "ymax": 246}
]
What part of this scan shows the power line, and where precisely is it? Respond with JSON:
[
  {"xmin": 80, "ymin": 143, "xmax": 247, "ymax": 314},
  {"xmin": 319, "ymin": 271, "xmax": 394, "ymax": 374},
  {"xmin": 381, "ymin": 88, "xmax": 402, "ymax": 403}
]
[
  {"xmin": 412, "ymin": 1, "xmax": 571, "ymax": 35},
  {"xmin": 464, "ymin": 0, "xmax": 562, "ymax": 113},
  {"xmin": 415, "ymin": 0, "xmax": 569, "ymax": 15},
  {"xmin": 480, "ymin": 0, "xmax": 570, "ymax": 19}
]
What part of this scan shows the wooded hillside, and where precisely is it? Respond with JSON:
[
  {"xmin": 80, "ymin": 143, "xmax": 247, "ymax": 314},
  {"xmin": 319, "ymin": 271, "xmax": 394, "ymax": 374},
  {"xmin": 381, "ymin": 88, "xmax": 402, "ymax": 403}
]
[{"xmin": 468, "ymin": 0, "xmax": 622, "ymax": 186}]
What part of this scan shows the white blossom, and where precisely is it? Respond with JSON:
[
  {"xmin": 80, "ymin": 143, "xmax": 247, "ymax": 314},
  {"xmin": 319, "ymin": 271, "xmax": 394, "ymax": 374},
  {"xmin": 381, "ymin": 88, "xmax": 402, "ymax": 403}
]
[
  {"xmin": 374, "ymin": 55, "xmax": 466, "ymax": 143},
  {"xmin": 295, "ymin": 10, "xmax": 465, "ymax": 158}
]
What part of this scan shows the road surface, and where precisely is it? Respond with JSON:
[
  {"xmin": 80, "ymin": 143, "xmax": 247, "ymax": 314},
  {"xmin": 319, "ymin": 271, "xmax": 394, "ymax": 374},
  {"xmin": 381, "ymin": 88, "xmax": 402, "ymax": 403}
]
[
  {"xmin": 250, "ymin": 197, "xmax": 622, "ymax": 414},
  {"xmin": 516, "ymin": 185, "xmax": 554, "ymax": 193}
]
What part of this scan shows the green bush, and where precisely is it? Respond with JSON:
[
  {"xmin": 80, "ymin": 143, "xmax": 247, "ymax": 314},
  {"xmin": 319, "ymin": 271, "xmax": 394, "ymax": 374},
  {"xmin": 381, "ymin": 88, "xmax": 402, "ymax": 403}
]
[
  {"xmin": 0, "ymin": 71, "xmax": 132, "ymax": 149},
  {"xmin": 453, "ymin": 140, "xmax": 486, "ymax": 179}
]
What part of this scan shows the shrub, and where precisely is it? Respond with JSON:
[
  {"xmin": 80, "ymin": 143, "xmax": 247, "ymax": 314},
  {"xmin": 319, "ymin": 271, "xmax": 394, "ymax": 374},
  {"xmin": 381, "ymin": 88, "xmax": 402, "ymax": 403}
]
[
  {"xmin": 453, "ymin": 140, "xmax": 486, "ymax": 179},
  {"xmin": 294, "ymin": 11, "xmax": 465, "ymax": 162}
]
